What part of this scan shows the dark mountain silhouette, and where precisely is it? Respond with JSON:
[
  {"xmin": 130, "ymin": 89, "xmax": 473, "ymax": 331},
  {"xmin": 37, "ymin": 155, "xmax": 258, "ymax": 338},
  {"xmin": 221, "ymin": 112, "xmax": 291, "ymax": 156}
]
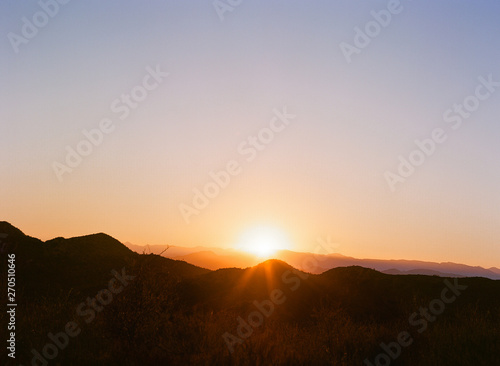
[
  {"xmin": 382, "ymin": 268, "xmax": 465, "ymax": 277},
  {"xmin": 0, "ymin": 221, "xmax": 26, "ymax": 237},
  {"xmin": 2, "ymin": 222, "xmax": 499, "ymax": 366},
  {"xmin": 0, "ymin": 221, "xmax": 209, "ymax": 297}
]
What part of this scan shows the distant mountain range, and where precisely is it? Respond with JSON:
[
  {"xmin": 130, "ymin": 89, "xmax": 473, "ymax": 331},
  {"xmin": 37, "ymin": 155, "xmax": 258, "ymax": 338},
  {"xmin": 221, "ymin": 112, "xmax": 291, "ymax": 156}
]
[{"xmin": 125, "ymin": 243, "xmax": 500, "ymax": 280}]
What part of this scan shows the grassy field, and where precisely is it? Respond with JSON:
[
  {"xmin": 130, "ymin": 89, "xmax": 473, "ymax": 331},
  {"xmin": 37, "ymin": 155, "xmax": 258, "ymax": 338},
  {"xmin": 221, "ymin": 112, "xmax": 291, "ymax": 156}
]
[{"xmin": 1, "ymin": 222, "xmax": 499, "ymax": 365}]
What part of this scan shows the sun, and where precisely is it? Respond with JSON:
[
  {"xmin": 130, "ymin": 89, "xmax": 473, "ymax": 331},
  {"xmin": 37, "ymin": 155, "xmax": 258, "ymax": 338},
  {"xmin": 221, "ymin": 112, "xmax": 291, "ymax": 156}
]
[{"xmin": 235, "ymin": 226, "xmax": 292, "ymax": 258}]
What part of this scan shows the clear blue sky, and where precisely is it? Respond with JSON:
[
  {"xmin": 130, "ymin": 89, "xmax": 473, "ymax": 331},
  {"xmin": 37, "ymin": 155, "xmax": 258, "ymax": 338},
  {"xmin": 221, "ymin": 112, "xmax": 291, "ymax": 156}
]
[{"xmin": 1, "ymin": 0, "xmax": 499, "ymax": 267}]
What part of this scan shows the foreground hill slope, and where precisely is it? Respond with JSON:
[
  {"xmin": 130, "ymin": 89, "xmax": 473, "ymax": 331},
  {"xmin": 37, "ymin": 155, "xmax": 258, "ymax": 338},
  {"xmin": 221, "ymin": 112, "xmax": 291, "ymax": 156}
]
[{"xmin": 1, "ymin": 222, "xmax": 499, "ymax": 366}]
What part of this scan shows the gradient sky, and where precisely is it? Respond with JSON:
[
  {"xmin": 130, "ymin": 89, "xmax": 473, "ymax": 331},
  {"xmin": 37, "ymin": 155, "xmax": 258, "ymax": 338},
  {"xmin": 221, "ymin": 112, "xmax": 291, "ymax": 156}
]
[{"xmin": 1, "ymin": 0, "xmax": 499, "ymax": 268}]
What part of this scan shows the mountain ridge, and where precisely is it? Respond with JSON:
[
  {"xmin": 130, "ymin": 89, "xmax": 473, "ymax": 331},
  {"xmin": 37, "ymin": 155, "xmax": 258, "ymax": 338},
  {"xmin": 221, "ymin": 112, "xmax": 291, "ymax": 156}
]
[
  {"xmin": 126, "ymin": 242, "xmax": 500, "ymax": 280},
  {"xmin": 2, "ymin": 221, "xmax": 498, "ymax": 280}
]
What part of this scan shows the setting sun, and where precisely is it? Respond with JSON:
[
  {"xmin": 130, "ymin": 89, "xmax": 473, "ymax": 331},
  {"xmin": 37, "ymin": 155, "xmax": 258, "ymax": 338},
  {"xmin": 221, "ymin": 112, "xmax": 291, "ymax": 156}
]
[{"xmin": 235, "ymin": 226, "xmax": 292, "ymax": 258}]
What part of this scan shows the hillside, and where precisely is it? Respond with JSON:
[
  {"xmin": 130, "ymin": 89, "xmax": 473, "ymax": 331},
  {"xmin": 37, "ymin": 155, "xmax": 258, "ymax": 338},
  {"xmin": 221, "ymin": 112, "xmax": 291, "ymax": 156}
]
[
  {"xmin": 0, "ymin": 221, "xmax": 209, "ymax": 297},
  {"xmin": 1, "ymin": 222, "xmax": 499, "ymax": 365}
]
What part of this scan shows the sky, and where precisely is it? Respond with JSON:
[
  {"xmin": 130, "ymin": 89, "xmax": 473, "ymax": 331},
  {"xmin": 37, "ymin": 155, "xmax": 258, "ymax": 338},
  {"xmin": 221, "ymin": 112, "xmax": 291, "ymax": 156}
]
[{"xmin": 1, "ymin": 0, "xmax": 499, "ymax": 268}]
